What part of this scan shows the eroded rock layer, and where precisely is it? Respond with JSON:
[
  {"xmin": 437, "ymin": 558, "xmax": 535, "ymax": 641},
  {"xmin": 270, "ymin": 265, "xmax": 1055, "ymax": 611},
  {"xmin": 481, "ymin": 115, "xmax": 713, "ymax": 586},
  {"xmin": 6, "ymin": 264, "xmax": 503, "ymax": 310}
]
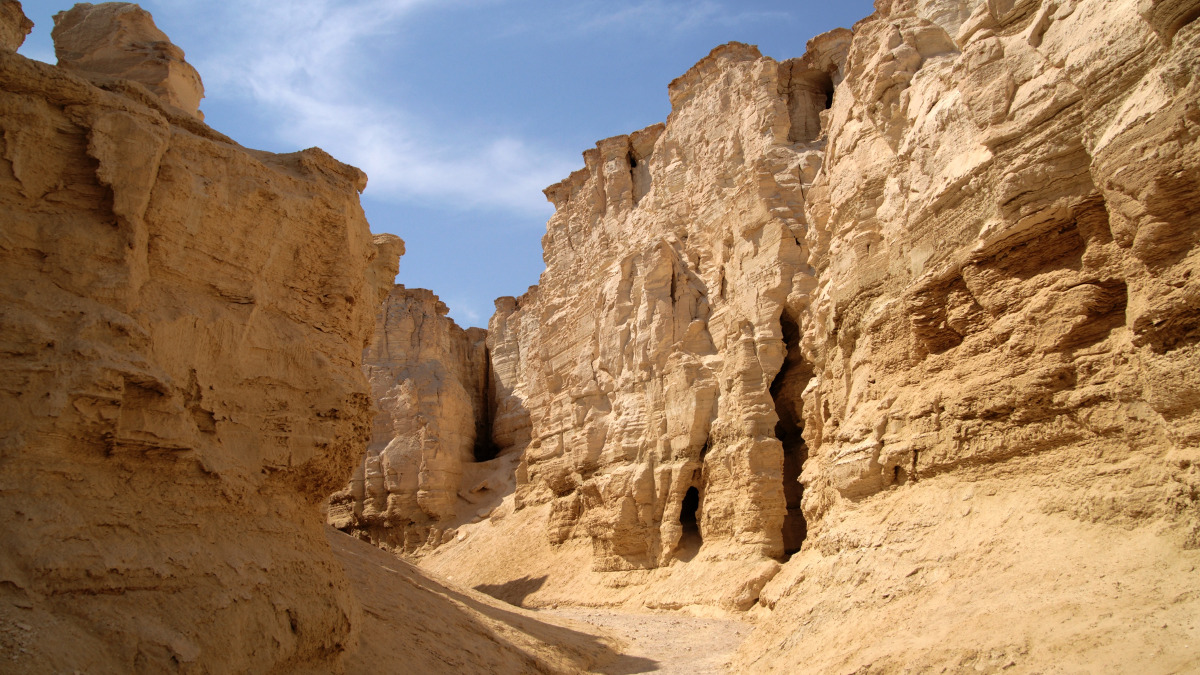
[
  {"xmin": 329, "ymin": 286, "xmax": 517, "ymax": 552},
  {"xmin": 416, "ymin": 0, "xmax": 1200, "ymax": 654},
  {"xmin": 738, "ymin": 0, "xmax": 1200, "ymax": 667},
  {"xmin": 0, "ymin": 4, "xmax": 403, "ymax": 672},
  {"xmin": 488, "ymin": 38, "xmax": 853, "ymax": 581}
]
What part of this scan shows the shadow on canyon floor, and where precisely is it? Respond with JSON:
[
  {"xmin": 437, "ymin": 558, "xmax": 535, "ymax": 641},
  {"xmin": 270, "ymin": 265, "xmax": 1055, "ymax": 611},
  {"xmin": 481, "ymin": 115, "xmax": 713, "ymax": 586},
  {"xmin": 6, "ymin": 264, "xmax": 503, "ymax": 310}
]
[
  {"xmin": 327, "ymin": 528, "xmax": 658, "ymax": 673},
  {"xmin": 474, "ymin": 574, "xmax": 549, "ymax": 607}
]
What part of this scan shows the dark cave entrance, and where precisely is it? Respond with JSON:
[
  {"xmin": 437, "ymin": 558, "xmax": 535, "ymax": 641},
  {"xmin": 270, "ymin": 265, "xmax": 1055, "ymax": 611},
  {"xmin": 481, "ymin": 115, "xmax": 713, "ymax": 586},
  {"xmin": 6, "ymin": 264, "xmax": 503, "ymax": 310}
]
[
  {"xmin": 474, "ymin": 347, "xmax": 501, "ymax": 462},
  {"xmin": 677, "ymin": 485, "xmax": 703, "ymax": 561},
  {"xmin": 680, "ymin": 486, "xmax": 700, "ymax": 531},
  {"xmin": 770, "ymin": 311, "xmax": 813, "ymax": 558}
]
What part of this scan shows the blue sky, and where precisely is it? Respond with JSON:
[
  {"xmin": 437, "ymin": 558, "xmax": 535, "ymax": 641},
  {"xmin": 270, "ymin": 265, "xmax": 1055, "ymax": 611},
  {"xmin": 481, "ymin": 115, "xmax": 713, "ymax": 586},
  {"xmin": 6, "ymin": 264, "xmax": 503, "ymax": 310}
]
[{"xmin": 18, "ymin": 0, "xmax": 876, "ymax": 327}]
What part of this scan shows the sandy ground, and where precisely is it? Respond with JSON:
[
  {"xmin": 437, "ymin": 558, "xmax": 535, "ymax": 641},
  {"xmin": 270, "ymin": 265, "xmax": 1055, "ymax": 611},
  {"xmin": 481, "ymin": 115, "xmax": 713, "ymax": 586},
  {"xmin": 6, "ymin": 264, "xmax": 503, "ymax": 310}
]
[
  {"xmin": 541, "ymin": 608, "xmax": 751, "ymax": 675},
  {"xmin": 326, "ymin": 528, "xmax": 626, "ymax": 674}
]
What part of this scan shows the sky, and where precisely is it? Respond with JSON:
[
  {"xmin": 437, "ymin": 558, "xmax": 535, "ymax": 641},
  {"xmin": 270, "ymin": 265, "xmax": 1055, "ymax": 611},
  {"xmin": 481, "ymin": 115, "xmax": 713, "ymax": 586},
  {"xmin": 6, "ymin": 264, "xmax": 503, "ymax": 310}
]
[{"xmin": 18, "ymin": 0, "xmax": 876, "ymax": 327}]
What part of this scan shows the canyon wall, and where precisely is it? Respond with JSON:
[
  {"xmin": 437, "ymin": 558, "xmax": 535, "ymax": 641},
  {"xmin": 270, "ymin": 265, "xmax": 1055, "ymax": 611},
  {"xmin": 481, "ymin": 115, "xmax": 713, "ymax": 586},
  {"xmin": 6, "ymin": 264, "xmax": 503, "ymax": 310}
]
[
  {"xmin": 481, "ymin": 35, "xmax": 857, "ymax": 576},
  {"xmin": 733, "ymin": 0, "xmax": 1200, "ymax": 669},
  {"xmin": 0, "ymin": 4, "xmax": 404, "ymax": 672},
  {"xmin": 413, "ymin": 0, "xmax": 1200, "ymax": 656},
  {"xmin": 329, "ymin": 286, "xmax": 518, "ymax": 552}
]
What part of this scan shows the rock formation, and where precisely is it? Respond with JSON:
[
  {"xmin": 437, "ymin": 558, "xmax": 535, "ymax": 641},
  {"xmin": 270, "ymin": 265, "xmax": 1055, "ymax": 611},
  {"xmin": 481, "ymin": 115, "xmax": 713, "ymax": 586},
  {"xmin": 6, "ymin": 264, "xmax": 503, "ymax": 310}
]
[
  {"xmin": 402, "ymin": 0, "xmax": 1200, "ymax": 665},
  {"xmin": 329, "ymin": 286, "xmax": 516, "ymax": 552},
  {"xmin": 52, "ymin": 2, "xmax": 205, "ymax": 118},
  {"xmin": 0, "ymin": 2, "xmax": 405, "ymax": 671},
  {"xmin": 488, "ymin": 37, "xmax": 855, "ymax": 574},
  {"xmin": 0, "ymin": 1, "xmax": 33, "ymax": 52}
]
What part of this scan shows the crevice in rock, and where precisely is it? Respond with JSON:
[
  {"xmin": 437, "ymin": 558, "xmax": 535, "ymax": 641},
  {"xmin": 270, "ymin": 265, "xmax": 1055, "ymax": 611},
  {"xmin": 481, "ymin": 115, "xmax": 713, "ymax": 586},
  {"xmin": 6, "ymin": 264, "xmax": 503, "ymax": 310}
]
[
  {"xmin": 785, "ymin": 67, "xmax": 836, "ymax": 144},
  {"xmin": 474, "ymin": 345, "xmax": 500, "ymax": 462},
  {"xmin": 677, "ymin": 485, "xmax": 702, "ymax": 562},
  {"xmin": 770, "ymin": 310, "xmax": 813, "ymax": 558}
]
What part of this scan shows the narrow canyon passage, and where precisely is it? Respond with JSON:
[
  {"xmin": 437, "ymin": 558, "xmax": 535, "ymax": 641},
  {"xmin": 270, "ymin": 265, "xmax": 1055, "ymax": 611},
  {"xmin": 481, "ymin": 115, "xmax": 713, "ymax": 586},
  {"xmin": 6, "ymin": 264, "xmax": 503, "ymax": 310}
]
[{"xmin": 543, "ymin": 608, "xmax": 752, "ymax": 675}]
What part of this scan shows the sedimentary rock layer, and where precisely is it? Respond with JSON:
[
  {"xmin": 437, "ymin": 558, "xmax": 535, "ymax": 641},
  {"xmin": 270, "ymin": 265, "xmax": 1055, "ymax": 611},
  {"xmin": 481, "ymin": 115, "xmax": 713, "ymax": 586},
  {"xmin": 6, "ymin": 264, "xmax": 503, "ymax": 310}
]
[
  {"xmin": 485, "ymin": 36, "xmax": 851, "ymax": 579},
  {"xmin": 329, "ymin": 286, "xmax": 510, "ymax": 552},
  {"xmin": 417, "ymin": 3, "xmax": 1200, "ymax": 656},
  {"xmin": 0, "ymin": 3, "xmax": 402, "ymax": 671},
  {"xmin": 52, "ymin": 2, "xmax": 205, "ymax": 118}
]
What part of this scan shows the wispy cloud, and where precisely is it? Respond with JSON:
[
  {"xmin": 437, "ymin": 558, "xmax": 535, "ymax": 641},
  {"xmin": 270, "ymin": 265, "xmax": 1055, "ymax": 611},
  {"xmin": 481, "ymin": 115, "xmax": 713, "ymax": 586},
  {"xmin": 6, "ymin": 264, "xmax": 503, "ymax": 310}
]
[
  {"xmin": 156, "ymin": 0, "xmax": 571, "ymax": 216},
  {"xmin": 527, "ymin": 0, "xmax": 791, "ymax": 38}
]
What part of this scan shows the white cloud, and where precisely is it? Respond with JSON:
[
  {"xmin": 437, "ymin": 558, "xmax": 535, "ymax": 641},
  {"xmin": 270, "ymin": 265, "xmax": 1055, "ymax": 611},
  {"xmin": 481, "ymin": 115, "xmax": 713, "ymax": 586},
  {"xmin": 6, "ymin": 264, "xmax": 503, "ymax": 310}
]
[
  {"xmin": 535, "ymin": 0, "xmax": 790, "ymax": 38},
  {"xmin": 156, "ymin": 0, "xmax": 570, "ymax": 216}
]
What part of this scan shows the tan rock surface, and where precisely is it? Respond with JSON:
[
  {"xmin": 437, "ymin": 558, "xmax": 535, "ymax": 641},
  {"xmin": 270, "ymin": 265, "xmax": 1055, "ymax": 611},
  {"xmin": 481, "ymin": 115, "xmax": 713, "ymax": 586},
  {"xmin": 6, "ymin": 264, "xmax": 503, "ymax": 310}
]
[
  {"xmin": 328, "ymin": 286, "xmax": 517, "ymax": 553},
  {"xmin": 52, "ymin": 2, "xmax": 205, "ymax": 118},
  {"xmin": 734, "ymin": 0, "xmax": 1200, "ymax": 669},
  {"xmin": 414, "ymin": 0, "xmax": 1200, "ymax": 669},
  {"xmin": 436, "ymin": 40, "xmax": 854, "ymax": 608},
  {"xmin": 0, "ymin": 1, "xmax": 33, "ymax": 52},
  {"xmin": 0, "ymin": 5, "xmax": 402, "ymax": 670}
]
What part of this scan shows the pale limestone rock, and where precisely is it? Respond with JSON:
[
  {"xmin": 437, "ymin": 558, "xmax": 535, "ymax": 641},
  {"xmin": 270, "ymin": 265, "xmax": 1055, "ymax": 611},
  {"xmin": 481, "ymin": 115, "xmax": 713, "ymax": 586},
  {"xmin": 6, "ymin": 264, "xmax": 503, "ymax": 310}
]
[
  {"xmin": 329, "ymin": 286, "xmax": 510, "ymax": 552},
  {"xmin": 0, "ymin": 1, "xmax": 33, "ymax": 51},
  {"xmin": 479, "ymin": 39, "xmax": 849, "ymax": 584},
  {"xmin": 0, "ymin": 29, "xmax": 401, "ymax": 674},
  {"xmin": 416, "ymin": 3, "xmax": 1199, "ymax": 651},
  {"xmin": 796, "ymin": 0, "xmax": 1200, "ymax": 540},
  {"xmin": 52, "ymin": 2, "xmax": 204, "ymax": 118},
  {"xmin": 734, "ymin": 0, "xmax": 1200, "ymax": 669}
]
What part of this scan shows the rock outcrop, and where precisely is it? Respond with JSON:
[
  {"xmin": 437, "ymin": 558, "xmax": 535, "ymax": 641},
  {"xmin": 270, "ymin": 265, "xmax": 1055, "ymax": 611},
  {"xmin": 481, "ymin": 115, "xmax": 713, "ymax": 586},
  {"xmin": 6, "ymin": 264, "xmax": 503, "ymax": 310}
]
[
  {"xmin": 329, "ymin": 286, "xmax": 516, "ymax": 552},
  {"xmin": 408, "ymin": 1, "xmax": 1200, "ymax": 660},
  {"xmin": 489, "ymin": 38, "xmax": 852, "ymax": 577},
  {"xmin": 0, "ymin": 1, "xmax": 33, "ymax": 52},
  {"xmin": 52, "ymin": 2, "xmax": 205, "ymax": 118},
  {"xmin": 735, "ymin": 0, "xmax": 1200, "ymax": 667},
  {"xmin": 0, "ymin": 3, "xmax": 403, "ymax": 671}
]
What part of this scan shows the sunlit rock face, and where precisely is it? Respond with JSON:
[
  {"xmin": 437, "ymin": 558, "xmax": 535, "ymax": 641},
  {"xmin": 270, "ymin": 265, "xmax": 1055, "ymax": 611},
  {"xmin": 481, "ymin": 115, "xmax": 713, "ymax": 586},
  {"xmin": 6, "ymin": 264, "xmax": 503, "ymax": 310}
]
[
  {"xmin": 329, "ymin": 286, "xmax": 508, "ymax": 552},
  {"xmin": 51, "ymin": 2, "xmax": 205, "ymax": 118},
  {"xmin": 413, "ymin": 1, "xmax": 1199, "ymax": 637},
  {"xmin": 797, "ymin": 0, "xmax": 1200, "ymax": 539},
  {"xmin": 0, "ymin": 2, "xmax": 402, "ymax": 671},
  {"xmin": 487, "ymin": 35, "xmax": 852, "ymax": 573},
  {"xmin": 0, "ymin": 1, "xmax": 33, "ymax": 52}
]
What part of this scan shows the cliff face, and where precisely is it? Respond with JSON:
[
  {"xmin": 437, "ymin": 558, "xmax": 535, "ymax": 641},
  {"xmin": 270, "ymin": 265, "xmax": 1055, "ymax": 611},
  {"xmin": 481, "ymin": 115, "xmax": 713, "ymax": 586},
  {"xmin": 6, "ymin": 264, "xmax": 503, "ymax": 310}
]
[
  {"xmin": 795, "ymin": 0, "xmax": 1200, "ymax": 542},
  {"xmin": 415, "ymin": 0, "xmax": 1200, "ymax": 653},
  {"xmin": 329, "ymin": 286, "xmax": 513, "ymax": 552},
  {"xmin": 0, "ymin": 4, "xmax": 403, "ymax": 671},
  {"xmin": 732, "ymin": 0, "xmax": 1200, "ymax": 669},
  {"xmin": 488, "ymin": 37, "xmax": 851, "ymax": 576}
]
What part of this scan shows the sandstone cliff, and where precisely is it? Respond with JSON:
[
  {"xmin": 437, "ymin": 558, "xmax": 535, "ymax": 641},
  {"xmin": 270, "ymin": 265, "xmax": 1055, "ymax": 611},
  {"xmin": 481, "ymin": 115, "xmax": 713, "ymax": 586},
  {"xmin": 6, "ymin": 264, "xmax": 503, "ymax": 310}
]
[
  {"xmin": 0, "ymin": 3, "xmax": 397, "ymax": 671},
  {"xmin": 408, "ymin": 0, "xmax": 1200, "ymax": 666},
  {"xmin": 328, "ymin": 286, "xmax": 517, "ymax": 552}
]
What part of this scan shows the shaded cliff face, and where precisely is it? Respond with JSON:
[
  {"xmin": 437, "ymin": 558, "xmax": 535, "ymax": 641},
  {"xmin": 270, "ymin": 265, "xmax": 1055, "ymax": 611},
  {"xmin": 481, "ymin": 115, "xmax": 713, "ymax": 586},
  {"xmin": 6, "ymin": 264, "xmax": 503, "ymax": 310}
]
[
  {"xmin": 0, "ymin": 4, "xmax": 402, "ymax": 672},
  {"xmin": 329, "ymin": 286, "xmax": 514, "ymax": 552}
]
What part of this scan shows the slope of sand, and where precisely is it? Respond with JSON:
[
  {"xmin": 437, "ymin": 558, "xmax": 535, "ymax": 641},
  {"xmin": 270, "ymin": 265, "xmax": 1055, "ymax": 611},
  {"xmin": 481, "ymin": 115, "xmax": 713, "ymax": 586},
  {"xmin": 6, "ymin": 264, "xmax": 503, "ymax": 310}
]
[{"xmin": 326, "ymin": 528, "xmax": 633, "ymax": 674}]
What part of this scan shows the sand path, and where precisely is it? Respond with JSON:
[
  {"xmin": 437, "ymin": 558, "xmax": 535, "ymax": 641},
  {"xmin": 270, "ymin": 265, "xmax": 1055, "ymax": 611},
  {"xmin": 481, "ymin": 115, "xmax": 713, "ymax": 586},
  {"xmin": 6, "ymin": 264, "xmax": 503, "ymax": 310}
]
[{"xmin": 542, "ymin": 608, "xmax": 751, "ymax": 674}]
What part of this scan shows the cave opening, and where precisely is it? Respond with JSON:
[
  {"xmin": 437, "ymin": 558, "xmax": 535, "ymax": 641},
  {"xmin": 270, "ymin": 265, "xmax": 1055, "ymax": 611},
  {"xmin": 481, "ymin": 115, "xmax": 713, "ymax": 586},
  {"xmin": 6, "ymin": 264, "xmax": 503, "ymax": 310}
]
[
  {"xmin": 770, "ymin": 311, "xmax": 813, "ymax": 558},
  {"xmin": 680, "ymin": 486, "xmax": 700, "ymax": 530},
  {"xmin": 675, "ymin": 485, "xmax": 703, "ymax": 562},
  {"xmin": 821, "ymin": 71, "xmax": 835, "ymax": 109}
]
